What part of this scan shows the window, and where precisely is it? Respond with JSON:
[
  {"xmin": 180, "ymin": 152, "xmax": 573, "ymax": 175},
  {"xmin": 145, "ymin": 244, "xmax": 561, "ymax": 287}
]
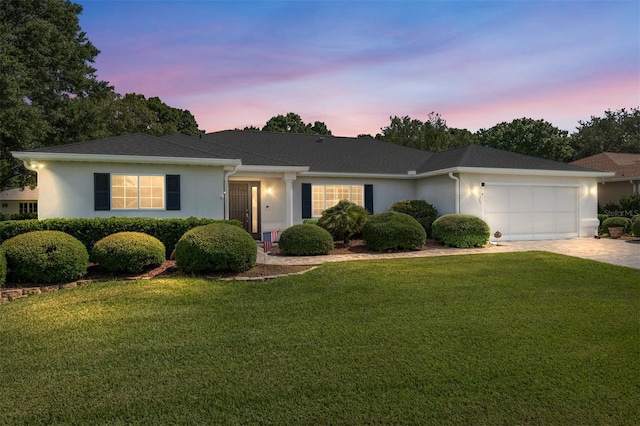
[
  {"xmin": 111, "ymin": 175, "xmax": 165, "ymax": 209},
  {"xmin": 312, "ymin": 185, "xmax": 363, "ymax": 217},
  {"xmin": 19, "ymin": 202, "xmax": 38, "ymax": 213}
]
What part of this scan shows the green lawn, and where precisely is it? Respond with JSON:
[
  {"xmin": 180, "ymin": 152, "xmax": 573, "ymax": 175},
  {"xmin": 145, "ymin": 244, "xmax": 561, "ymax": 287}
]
[{"xmin": 1, "ymin": 252, "xmax": 638, "ymax": 425}]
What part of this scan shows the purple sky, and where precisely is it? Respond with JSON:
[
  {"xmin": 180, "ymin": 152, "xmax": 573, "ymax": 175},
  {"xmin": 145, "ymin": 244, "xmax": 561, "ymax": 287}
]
[{"xmin": 77, "ymin": 0, "xmax": 639, "ymax": 136}]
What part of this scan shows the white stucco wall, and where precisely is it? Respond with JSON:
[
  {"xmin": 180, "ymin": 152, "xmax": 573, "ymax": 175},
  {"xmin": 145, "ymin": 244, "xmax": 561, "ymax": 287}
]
[
  {"xmin": 36, "ymin": 161, "xmax": 225, "ymax": 219},
  {"xmin": 415, "ymin": 174, "xmax": 457, "ymax": 216},
  {"xmin": 292, "ymin": 177, "xmax": 416, "ymax": 224}
]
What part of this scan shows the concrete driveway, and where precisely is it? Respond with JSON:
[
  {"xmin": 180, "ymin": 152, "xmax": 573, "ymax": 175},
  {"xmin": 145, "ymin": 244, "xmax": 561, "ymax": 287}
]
[{"xmin": 259, "ymin": 238, "xmax": 640, "ymax": 270}]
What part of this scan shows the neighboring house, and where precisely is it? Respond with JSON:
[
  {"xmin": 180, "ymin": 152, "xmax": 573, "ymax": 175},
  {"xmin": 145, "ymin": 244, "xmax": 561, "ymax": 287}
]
[
  {"xmin": 11, "ymin": 131, "xmax": 611, "ymax": 241},
  {"xmin": 0, "ymin": 187, "xmax": 38, "ymax": 216},
  {"xmin": 570, "ymin": 152, "xmax": 640, "ymax": 206}
]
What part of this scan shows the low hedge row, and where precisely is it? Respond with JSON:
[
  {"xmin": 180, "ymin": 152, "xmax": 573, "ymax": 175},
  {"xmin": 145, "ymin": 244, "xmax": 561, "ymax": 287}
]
[
  {"xmin": 0, "ymin": 217, "xmax": 241, "ymax": 258},
  {"xmin": 0, "ymin": 248, "xmax": 6, "ymax": 287}
]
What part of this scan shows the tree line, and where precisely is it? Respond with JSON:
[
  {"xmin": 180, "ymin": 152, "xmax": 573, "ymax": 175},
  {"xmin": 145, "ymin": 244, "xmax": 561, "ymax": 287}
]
[
  {"xmin": 1, "ymin": 0, "xmax": 638, "ymax": 191},
  {"xmin": 243, "ymin": 109, "xmax": 639, "ymax": 164}
]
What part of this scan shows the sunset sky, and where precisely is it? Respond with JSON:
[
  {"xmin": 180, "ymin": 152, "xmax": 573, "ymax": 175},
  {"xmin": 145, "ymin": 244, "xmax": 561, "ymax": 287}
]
[{"xmin": 76, "ymin": 0, "xmax": 639, "ymax": 136}]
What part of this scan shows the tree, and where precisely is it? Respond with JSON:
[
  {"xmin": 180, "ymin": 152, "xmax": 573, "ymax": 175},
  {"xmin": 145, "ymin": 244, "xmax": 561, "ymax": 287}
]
[
  {"xmin": 476, "ymin": 118, "xmax": 575, "ymax": 162},
  {"xmin": 259, "ymin": 112, "xmax": 332, "ymax": 135},
  {"xmin": 376, "ymin": 113, "xmax": 475, "ymax": 152},
  {"xmin": 570, "ymin": 107, "xmax": 640, "ymax": 159},
  {"xmin": 0, "ymin": 0, "xmax": 103, "ymax": 189},
  {"xmin": 0, "ymin": 0, "xmax": 203, "ymax": 190}
]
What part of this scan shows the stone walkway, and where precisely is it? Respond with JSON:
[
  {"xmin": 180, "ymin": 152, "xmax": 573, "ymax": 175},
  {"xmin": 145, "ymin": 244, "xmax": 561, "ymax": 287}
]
[{"xmin": 257, "ymin": 238, "xmax": 640, "ymax": 270}]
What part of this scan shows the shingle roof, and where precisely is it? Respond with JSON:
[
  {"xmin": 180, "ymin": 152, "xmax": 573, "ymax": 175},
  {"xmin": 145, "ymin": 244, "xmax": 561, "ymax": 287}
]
[
  {"xmin": 421, "ymin": 145, "xmax": 597, "ymax": 174},
  {"xmin": 570, "ymin": 152, "xmax": 640, "ymax": 179},
  {"xmin": 16, "ymin": 130, "xmax": 604, "ymax": 176},
  {"xmin": 202, "ymin": 131, "xmax": 432, "ymax": 174},
  {"xmin": 24, "ymin": 133, "xmax": 228, "ymax": 159}
]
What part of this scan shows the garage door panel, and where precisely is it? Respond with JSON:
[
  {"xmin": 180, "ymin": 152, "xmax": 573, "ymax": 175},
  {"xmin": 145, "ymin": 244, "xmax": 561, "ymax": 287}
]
[
  {"xmin": 509, "ymin": 213, "xmax": 534, "ymax": 234},
  {"xmin": 484, "ymin": 186, "xmax": 508, "ymax": 213},
  {"xmin": 533, "ymin": 187, "xmax": 555, "ymax": 212},
  {"xmin": 555, "ymin": 212, "xmax": 577, "ymax": 233},
  {"xmin": 556, "ymin": 188, "xmax": 577, "ymax": 212},
  {"xmin": 534, "ymin": 212, "xmax": 556, "ymax": 234},
  {"xmin": 509, "ymin": 187, "xmax": 533, "ymax": 212}
]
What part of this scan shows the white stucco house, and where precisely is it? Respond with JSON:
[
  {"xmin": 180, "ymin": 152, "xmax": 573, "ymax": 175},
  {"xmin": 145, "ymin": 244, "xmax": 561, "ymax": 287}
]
[{"xmin": 11, "ymin": 130, "xmax": 611, "ymax": 241}]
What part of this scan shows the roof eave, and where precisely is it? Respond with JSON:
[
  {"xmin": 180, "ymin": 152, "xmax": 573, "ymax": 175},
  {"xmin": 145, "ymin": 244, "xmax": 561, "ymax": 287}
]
[
  {"xmin": 299, "ymin": 171, "xmax": 416, "ymax": 179},
  {"xmin": 237, "ymin": 165, "xmax": 310, "ymax": 173},
  {"xmin": 11, "ymin": 152, "xmax": 242, "ymax": 168},
  {"xmin": 417, "ymin": 166, "xmax": 615, "ymax": 178}
]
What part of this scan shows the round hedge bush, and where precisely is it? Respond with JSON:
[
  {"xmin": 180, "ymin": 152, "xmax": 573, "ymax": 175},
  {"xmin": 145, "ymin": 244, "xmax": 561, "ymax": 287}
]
[
  {"xmin": 432, "ymin": 214, "xmax": 490, "ymax": 248},
  {"xmin": 632, "ymin": 220, "xmax": 640, "ymax": 237},
  {"xmin": 389, "ymin": 199, "xmax": 438, "ymax": 238},
  {"xmin": 601, "ymin": 217, "xmax": 632, "ymax": 235},
  {"xmin": 0, "ymin": 248, "xmax": 6, "ymax": 288},
  {"xmin": 175, "ymin": 223, "xmax": 257, "ymax": 273},
  {"xmin": 90, "ymin": 232, "xmax": 165, "ymax": 273},
  {"xmin": 0, "ymin": 230, "xmax": 88, "ymax": 284},
  {"xmin": 362, "ymin": 211, "xmax": 426, "ymax": 252},
  {"xmin": 278, "ymin": 224, "xmax": 334, "ymax": 256}
]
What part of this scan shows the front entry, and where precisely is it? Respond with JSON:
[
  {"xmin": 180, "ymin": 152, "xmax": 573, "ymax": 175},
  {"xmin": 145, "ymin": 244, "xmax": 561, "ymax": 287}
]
[{"xmin": 228, "ymin": 182, "xmax": 261, "ymax": 239}]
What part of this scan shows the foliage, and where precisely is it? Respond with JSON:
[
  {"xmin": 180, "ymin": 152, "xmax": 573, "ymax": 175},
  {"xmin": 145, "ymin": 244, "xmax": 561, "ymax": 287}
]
[
  {"xmin": 476, "ymin": 117, "xmax": 574, "ymax": 162},
  {"xmin": 250, "ymin": 112, "xmax": 332, "ymax": 135},
  {"xmin": 377, "ymin": 113, "xmax": 477, "ymax": 152},
  {"xmin": 277, "ymin": 224, "xmax": 334, "ymax": 256},
  {"xmin": 362, "ymin": 211, "xmax": 426, "ymax": 252},
  {"xmin": 619, "ymin": 193, "xmax": 640, "ymax": 215},
  {"xmin": 0, "ymin": 247, "xmax": 5, "ymax": 287},
  {"xmin": 0, "ymin": 0, "xmax": 103, "ymax": 189},
  {"xmin": 632, "ymin": 214, "xmax": 640, "ymax": 223},
  {"xmin": 317, "ymin": 200, "xmax": 369, "ymax": 243},
  {"xmin": 1, "ymin": 253, "xmax": 636, "ymax": 424},
  {"xmin": 0, "ymin": 230, "xmax": 88, "ymax": 284},
  {"xmin": 0, "ymin": 212, "xmax": 37, "ymax": 221},
  {"xmin": 302, "ymin": 219, "xmax": 319, "ymax": 225},
  {"xmin": 175, "ymin": 223, "xmax": 257, "ymax": 273},
  {"xmin": 0, "ymin": 217, "xmax": 240, "ymax": 257},
  {"xmin": 90, "ymin": 232, "xmax": 165, "ymax": 273},
  {"xmin": 597, "ymin": 214, "xmax": 608, "ymax": 227},
  {"xmin": 570, "ymin": 107, "xmax": 640, "ymax": 160},
  {"xmin": 0, "ymin": 1, "xmax": 202, "ymax": 190},
  {"xmin": 632, "ymin": 220, "xmax": 640, "ymax": 237},
  {"xmin": 389, "ymin": 199, "xmax": 438, "ymax": 238},
  {"xmin": 601, "ymin": 217, "xmax": 632, "ymax": 235},
  {"xmin": 432, "ymin": 214, "xmax": 490, "ymax": 248}
]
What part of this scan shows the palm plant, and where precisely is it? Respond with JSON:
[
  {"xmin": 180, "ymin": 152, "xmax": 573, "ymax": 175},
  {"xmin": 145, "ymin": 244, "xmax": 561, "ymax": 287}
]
[{"xmin": 318, "ymin": 199, "xmax": 369, "ymax": 244}]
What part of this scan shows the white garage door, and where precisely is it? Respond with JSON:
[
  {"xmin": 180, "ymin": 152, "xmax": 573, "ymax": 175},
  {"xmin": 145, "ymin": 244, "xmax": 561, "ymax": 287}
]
[{"xmin": 483, "ymin": 185, "xmax": 579, "ymax": 241}]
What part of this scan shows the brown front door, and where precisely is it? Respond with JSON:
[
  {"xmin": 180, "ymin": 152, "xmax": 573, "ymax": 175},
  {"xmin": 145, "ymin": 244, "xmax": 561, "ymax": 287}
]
[{"xmin": 228, "ymin": 182, "xmax": 260, "ymax": 238}]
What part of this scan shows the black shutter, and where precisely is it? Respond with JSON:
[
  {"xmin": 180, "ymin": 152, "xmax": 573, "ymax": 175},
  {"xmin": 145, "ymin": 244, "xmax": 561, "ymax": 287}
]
[
  {"xmin": 166, "ymin": 175, "xmax": 180, "ymax": 210},
  {"xmin": 364, "ymin": 184, "xmax": 373, "ymax": 214},
  {"xmin": 301, "ymin": 183, "xmax": 312, "ymax": 219},
  {"xmin": 94, "ymin": 173, "xmax": 110, "ymax": 211}
]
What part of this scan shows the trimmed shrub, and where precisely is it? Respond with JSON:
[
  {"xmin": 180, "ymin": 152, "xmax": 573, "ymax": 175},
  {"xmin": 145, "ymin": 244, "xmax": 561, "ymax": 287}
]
[
  {"xmin": 278, "ymin": 224, "xmax": 334, "ymax": 256},
  {"xmin": 318, "ymin": 200, "xmax": 369, "ymax": 243},
  {"xmin": 632, "ymin": 220, "xmax": 640, "ymax": 237},
  {"xmin": 432, "ymin": 214, "xmax": 490, "ymax": 248},
  {"xmin": 597, "ymin": 214, "xmax": 608, "ymax": 226},
  {"xmin": 362, "ymin": 211, "xmax": 426, "ymax": 252},
  {"xmin": 0, "ymin": 248, "xmax": 6, "ymax": 288},
  {"xmin": 0, "ymin": 217, "xmax": 241, "ymax": 258},
  {"xmin": 91, "ymin": 232, "xmax": 165, "ymax": 273},
  {"xmin": 0, "ymin": 231, "xmax": 88, "ymax": 284},
  {"xmin": 302, "ymin": 219, "xmax": 319, "ymax": 225},
  {"xmin": 389, "ymin": 199, "xmax": 438, "ymax": 238},
  {"xmin": 601, "ymin": 217, "xmax": 632, "ymax": 235},
  {"xmin": 175, "ymin": 223, "xmax": 257, "ymax": 273},
  {"xmin": 631, "ymin": 214, "xmax": 640, "ymax": 224}
]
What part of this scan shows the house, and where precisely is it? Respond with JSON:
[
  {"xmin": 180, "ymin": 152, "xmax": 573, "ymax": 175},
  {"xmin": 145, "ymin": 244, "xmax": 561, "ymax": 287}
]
[
  {"xmin": 11, "ymin": 130, "xmax": 611, "ymax": 241},
  {"xmin": 0, "ymin": 187, "xmax": 38, "ymax": 216},
  {"xmin": 570, "ymin": 152, "xmax": 640, "ymax": 206}
]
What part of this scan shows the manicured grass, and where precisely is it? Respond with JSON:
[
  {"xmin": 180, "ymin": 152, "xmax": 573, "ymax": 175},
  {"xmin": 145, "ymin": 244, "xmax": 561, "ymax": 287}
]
[{"xmin": 1, "ymin": 252, "xmax": 638, "ymax": 424}]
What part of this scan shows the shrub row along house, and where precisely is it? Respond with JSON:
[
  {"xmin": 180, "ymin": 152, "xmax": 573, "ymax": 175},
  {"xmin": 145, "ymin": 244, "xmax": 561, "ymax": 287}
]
[{"xmin": 11, "ymin": 130, "xmax": 611, "ymax": 242}]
